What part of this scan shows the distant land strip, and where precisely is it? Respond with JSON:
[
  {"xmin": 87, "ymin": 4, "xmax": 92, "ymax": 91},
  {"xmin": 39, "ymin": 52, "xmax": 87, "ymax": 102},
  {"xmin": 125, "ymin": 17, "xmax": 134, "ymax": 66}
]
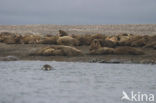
[{"xmin": 0, "ymin": 24, "xmax": 156, "ymax": 35}]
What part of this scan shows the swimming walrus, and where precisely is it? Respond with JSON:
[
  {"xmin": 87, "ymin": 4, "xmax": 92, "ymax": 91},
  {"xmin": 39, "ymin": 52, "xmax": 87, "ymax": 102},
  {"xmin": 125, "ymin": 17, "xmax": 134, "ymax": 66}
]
[{"xmin": 41, "ymin": 64, "xmax": 54, "ymax": 71}]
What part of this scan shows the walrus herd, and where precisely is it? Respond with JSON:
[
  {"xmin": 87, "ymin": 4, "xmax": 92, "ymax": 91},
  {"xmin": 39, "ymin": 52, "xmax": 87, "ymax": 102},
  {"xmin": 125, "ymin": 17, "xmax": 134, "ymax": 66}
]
[{"xmin": 0, "ymin": 30, "xmax": 156, "ymax": 57}]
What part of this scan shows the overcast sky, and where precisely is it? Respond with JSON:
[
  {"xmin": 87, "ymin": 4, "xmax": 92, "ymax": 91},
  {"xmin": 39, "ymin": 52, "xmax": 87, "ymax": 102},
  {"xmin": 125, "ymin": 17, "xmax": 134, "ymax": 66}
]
[{"xmin": 0, "ymin": 0, "xmax": 156, "ymax": 25}]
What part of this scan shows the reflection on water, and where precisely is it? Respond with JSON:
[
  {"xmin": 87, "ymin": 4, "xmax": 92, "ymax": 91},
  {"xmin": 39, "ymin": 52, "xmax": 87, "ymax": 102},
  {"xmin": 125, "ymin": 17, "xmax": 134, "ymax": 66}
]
[{"xmin": 0, "ymin": 61, "xmax": 156, "ymax": 103}]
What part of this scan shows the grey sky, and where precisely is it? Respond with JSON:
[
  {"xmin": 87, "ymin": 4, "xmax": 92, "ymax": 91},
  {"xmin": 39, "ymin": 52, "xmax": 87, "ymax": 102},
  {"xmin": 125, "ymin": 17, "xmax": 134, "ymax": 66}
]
[{"xmin": 0, "ymin": 0, "xmax": 156, "ymax": 25}]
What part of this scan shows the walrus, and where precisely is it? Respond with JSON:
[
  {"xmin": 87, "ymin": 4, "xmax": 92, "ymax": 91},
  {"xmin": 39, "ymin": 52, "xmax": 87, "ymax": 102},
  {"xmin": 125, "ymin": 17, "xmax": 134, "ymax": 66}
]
[
  {"xmin": 58, "ymin": 30, "xmax": 68, "ymax": 37},
  {"xmin": 57, "ymin": 36, "xmax": 79, "ymax": 46},
  {"xmin": 89, "ymin": 39, "xmax": 101, "ymax": 51},
  {"xmin": 41, "ymin": 64, "xmax": 53, "ymax": 71}
]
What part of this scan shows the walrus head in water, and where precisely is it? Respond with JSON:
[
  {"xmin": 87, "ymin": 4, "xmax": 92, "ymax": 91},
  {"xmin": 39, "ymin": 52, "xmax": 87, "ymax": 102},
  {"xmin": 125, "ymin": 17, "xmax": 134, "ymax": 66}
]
[{"xmin": 41, "ymin": 64, "xmax": 53, "ymax": 71}]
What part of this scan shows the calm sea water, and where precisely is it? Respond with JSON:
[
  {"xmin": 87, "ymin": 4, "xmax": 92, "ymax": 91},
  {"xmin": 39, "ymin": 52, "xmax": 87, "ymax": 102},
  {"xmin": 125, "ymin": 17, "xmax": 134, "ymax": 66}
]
[{"xmin": 0, "ymin": 61, "xmax": 156, "ymax": 103}]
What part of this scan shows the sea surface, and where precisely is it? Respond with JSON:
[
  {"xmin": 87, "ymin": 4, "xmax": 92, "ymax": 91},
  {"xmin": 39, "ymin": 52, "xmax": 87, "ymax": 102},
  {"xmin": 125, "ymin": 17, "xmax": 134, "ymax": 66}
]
[{"xmin": 0, "ymin": 61, "xmax": 156, "ymax": 103}]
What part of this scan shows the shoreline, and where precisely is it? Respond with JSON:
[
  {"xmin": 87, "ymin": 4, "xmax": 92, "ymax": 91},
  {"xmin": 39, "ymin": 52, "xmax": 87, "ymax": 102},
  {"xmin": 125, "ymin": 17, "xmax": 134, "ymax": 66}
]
[
  {"xmin": 0, "ymin": 24, "xmax": 156, "ymax": 64},
  {"xmin": 0, "ymin": 44, "xmax": 156, "ymax": 64}
]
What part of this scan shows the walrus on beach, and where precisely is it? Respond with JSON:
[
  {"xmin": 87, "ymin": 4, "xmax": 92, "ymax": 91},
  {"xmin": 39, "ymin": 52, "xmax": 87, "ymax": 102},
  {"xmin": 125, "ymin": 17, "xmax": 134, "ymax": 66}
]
[
  {"xmin": 0, "ymin": 32, "xmax": 22, "ymax": 44},
  {"xmin": 57, "ymin": 36, "xmax": 79, "ymax": 46},
  {"xmin": 89, "ymin": 39, "xmax": 115, "ymax": 55},
  {"xmin": 114, "ymin": 46, "xmax": 144, "ymax": 55},
  {"xmin": 89, "ymin": 47, "xmax": 115, "ymax": 55},
  {"xmin": 89, "ymin": 39, "xmax": 101, "ymax": 51},
  {"xmin": 30, "ymin": 45, "xmax": 83, "ymax": 56},
  {"xmin": 58, "ymin": 30, "xmax": 68, "ymax": 37},
  {"xmin": 71, "ymin": 34, "xmax": 92, "ymax": 45},
  {"xmin": 20, "ymin": 34, "xmax": 42, "ymax": 44},
  {"xmin": 38, "ymin": 35, "xmax": 58, "ymax": 44}
]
